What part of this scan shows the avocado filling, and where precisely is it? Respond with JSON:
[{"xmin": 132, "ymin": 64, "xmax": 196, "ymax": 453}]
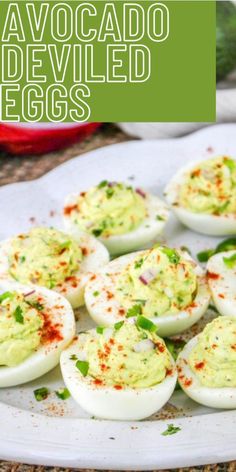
[
  {"xmin": 9, "ymin": 227, "xmax": 82, "ymax": 289},
  {"xmin": 0, "ymin": 291, "xmax": 43, "ymax": 367},
  {"xmin": 189, "ymin": 317, "xmax": 236, "ymax": 388},
  {"xmin": 179, "ymin": 156, "xmax": 236, "ymax": 215},
  {"xmin": 116, "ymin": 247, "xmax": 197, "ymax": 318},
  {"xmin": 75, "ymin": 322, "xmax": 172, "ymax": 388},
  {"xmin": 64, "ymin": 181, "xmax": 147, "ymax": 237}
]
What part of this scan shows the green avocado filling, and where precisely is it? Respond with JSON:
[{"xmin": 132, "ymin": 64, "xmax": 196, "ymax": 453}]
[
  {"xmin": 179, "ymin": 156, "xmax": 236, "ymax": 215},
  {"xmin": 65, "ymin": 181, "xmax": 147, "ymax": 237},
  {"xmin": 8, "ymin": 227, "xmax": 82, "ymax": 289},
  {"xmin": 76, "ymin": 322, "xmax": 172, "ymax": 388},
  {"xmin": 116, "ymin": 247, "xmax": 197, "ymax": 318},
  {"xmin": 189, "ymin": 317, "xmax": 236, "ymax": 388},
  {"xmin": 0, "ymin": 291, "xmax": 43, "ymax": 367}
]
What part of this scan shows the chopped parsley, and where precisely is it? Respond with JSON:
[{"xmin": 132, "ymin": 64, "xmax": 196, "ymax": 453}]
[
  {"xmin": 55, "ymin": 388, "xmax": 71, "ymax": 400},
  {"xmin": 20, "ymin": 256, "xmax": 26, "ymax": 263},
  {"xmin": 134, "ymin": 258, "xmax": 144, "ymax": 269},
  {"xmin": 93, "ymin": 291, "xmax": 100, "ymax": 297},
  {"xmin": 156, "ymin": 215, "xmax": 165, "ymax": 221},
  {"xmin": 161, "ymin": 247, "xmax": 180, "ymax": 264},
  {"xmin": 98, "ymin": 180, "xmax": 108, "ymax": 188},
  {"xmin": 96, "ymin": 326, "xmax": 105, "ymax": 334},
  {"xmin": 126, "ymin": 304, "xmax": 142, "ymax": 318},
  {"xmin": 197, "ymin": 249, "xmax": 215, "ymax": 263},
  {"xmin": 34, "ymin": 387, "xmax": 50, "ymax": 401},
  {"xmin": 76, "ymin": 360, "xmax": 89, "ymax": 377},
  {"xmin": 136, "ymin": 315, "xmax": 157, "ymax": 332},
  {"xmin": 161, "ymin": 424, "xmax": 181, "ymax": 436},
  {"xmin": 223, "ymin": 253, "xmax": 236, "ymax": 269},
  {"xmin": 13, "ymin": 305, "xmax": 24, "ymax": 324},
  {"xmin": 0, "ymin": 291, "xmax": 14, "ymax": 303},
  {"xmin": 114, "ymin": 321, "xmax": 124, "ymax": 331}
]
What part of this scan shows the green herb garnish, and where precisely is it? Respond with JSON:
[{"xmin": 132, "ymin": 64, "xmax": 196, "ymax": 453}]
[
  {"xmin": 224, "ymin": 157, "xmax": 236, "ymax": 172},
  {"xmin": 27, "ymin": 301, "xmax": 44, "ymax": 311},
  {"xmin": 70, "ymin": 354, "xmax": 78, "ymax": 361},
  {"xmin": 55, "ymin": 388, "xmax": 71, "ymax": 400},
  {"xmin": 161, "ymin": 247, "xmax": 180, "ymax": 264},
  {"xmin": 76, "ymin": 360, "xmax": 89, "ymax": 377},
  {"xmin": 165, "ymin": 338, "xmax": 186, "ymax": 361},
  {"xmin": 197, "ymin": 249, "xmax": 215, "ymax": 263},
  {"xmin": 0, "ymin": 291, "xmax": 14, "ymax": 303},
  {"xmin": 13, "ymin": 305, "xmax": 24, "ymax": 324},
  {"xmin": 20, "ymin": 256, "xmax": 26, "ymax": 263},
  {"xmin": 136, "ymin": 315, "xmax": 157, "ymax": 332},
  {"xmin": 156, "ymin": 215, "xmax": 165, "ymax": 221},
  {"xmin": 223, "ymin": 253, "xmax": 236, "ymax": 269},
  {"xmin": 106, "ymin": 188, "xmax": 114, "ymax": 199},
  {"xmin": 126, "ymin": 304, "xmax": 142, "ymax": 318},
  {"xmin": 134, "ymin": 258, "xmax": 144, "ymax": 269},
  {"xmin": 216, "ymin": 238, "xmax": 236, "ymax": 253},
  {"xmin": 34, "ymin": 387, "xmax": 49, "ymax": 401},
  {"xmin": 114, "ymin": 321, "xmax": 124, "ymax": 331},
  {"xmin": 92, "ymin": 228, "xmax": 103, "ymax": 237},
  {"xmin": 161, "ymin": 424, "xmax": 181, "ymax": 436},
  {"xmin": 93, "ymin": 291, "xmax": 100, "ymax": 297}
]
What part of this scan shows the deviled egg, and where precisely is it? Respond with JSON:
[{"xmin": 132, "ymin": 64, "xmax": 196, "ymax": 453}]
[
  {"xmin": 85, "ymin": 246, "xmax": 210, "ymax": 337},
  {"xmin": 164, "ymin": 156, "xmax": 236, "ymax": 235},
  {"xmin": 0, "ymin": 280, "xmax": 75, "ymax": 387},
  {"xmin": 63, "ymin": 181, "xmax": 169, "ymax": 256},
  {"xmin": 60, "ymin": 320, "xmax": 177, "ymax": 420},
  {"xmin": 207, "ymin": 250, "xmax": 236, "ymax": 317},
  {"xmin": 0, "ymin": 227, "xmax": 109, "ymax": 308},
  {"xmin": 177, "ymin": 317, "xmax": 236, "ymax": 408}
]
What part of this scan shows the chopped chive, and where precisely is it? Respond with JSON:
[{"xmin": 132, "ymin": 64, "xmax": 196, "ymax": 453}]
[
  {"xmin": 197, "ymin": 249, "xmax": 215, "ymax": 263},
  {"xmin": 13, "ymin": 305, "xmax": 24, "ymax": 324},
  {"xmin": 156, "ymin": 215, "xmax": 165, "ymax": 221},
  {"xmin": 126, "ymin": 304, "xmax": 142, "ymax": 318},
  {"xmin": 136, "ymin": 315, "xmax": 157, "ymax": 332},
  {"xmin": 106, "ymin": 188, "xmax": 114, "ymax": 199},
  {"xmin": 76, "ymin": 360, "xmax": 89, "ymax": 377},
  {"xmin": 216, "ymin": 238, "xmax": 236, "ymax": 253},
  {"xmin": 34, "ymin": 387, "xmax": 49, "ymax": 401},
  {"xmin": 161, "ymin": 424, "xmax": 181, "ymax": 436},
  {"xmin": 134, "ymin": 258, "xmax": 144, "ymax": 269},
  {"xmin": 20, "ymin": 256, "xmax": 26, "ymax": 263},
  {"xmin": 27, "ymin": 301, "xmax": 44, "ymax": 311},
  {"xmin": 223, "ymin": 253, "xmax": 236, "ymax": 269},
  {"xmin": 114, "ymin": 321, "xmax": 124, "ymax": 331},
  {"xmin": 55, "ymin": 388, "xmax": 71, "ymax": 400},
  {"xmin": 98, "ymin": 180, "xmax": 108, "ymax": 188},
  {"xmin": 93, "ymin": 291, "xmax": 100, "ymax": 297},
  {"xmin": 96, "ymin": 326, "xmax": 105, "ymax": 334}
]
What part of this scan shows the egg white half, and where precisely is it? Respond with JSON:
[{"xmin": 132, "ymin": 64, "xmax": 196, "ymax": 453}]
[
  {"xmin": 177, "ymin": 335, "xmax": 236, "ymax": 409},
  {"xmin": 0, "ymin": 279, "xmax": 75, "ymax": 388},
  {"xmin": 164, "ymin": 160, "xmax": 236, "ymax": 236},
  {"xmin": 207, "ymin": 250, "xmax": 236, "ymax": 317},
  {"xmin": 84, "ymin": 251, "xmax": 210, "ymax": 337},
  {"xmin": 60, "ymin": 329, "xmax": 177, "ymax": 420},
  {"xmin": 63, "ymin": 192, "xmax": 169, "ymax": 256},
  {"xmin": 0, "ymin": 231, "xmax": 109, "ymax": 309}
]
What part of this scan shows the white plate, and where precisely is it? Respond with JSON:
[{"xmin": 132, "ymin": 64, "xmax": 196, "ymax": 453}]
[{"xmin": 0, "ymin": 123, "xmax": 236, "ymax": 469}]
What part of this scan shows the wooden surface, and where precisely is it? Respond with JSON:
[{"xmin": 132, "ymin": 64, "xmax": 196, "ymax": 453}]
[{"xmin": 0, "ymin": 123, "xmax": 235, "ymax": 472}]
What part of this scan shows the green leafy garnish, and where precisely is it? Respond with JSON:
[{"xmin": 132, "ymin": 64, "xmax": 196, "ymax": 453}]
[
  {"xmin": 93, "ymin": 291, "xmax": 100, "ymax": 297},
  {"xmin": 126, "ymin": 304, "xmax": 142, "ymax": 318},
  {"xmin": 161, "ymin": 424, "xmax": 181, "ymax": 436},
  {"xmin": 20, "ymin": 256, "xmax": 26, "ymax": 263},
  {"xmin": 156, "ymin": 215, "xmax": 165, "ymax": 221},
  {"xmin": 134, "ymin": 258, "xmax": 144, "ymax": 269},
  {"xmin": 13, "ymin": 306, "xmax": 24, "ymax": 324},
  {"xmin": 224, "ymin": 157, "xmax": 236, "ymax": 172},
  {"xmin": 106, "ymin": 188, "xmax": 114, "ymax": 199},
  {"xmin": 161, "ymin": 247, "xmax": 180, "ymax": 264},
  {"xmin": 0, "ymin": 291, "xmax": 14, "ymax": 303},
  {"xmin": 34, "ymin": 387, "xmax": 49, "ymax": 401},
  {"xmin": 96, "ymin": 326, "xmax": 105, "ymax": 334},
  {"xmin": 59, "ymin": 241, "xmax": 71, "ymax": 250},
  {"xmin": 223, "ymin": 253, "xmax": 236, "ymax": 269},
  {"xmin": 55, "ymin": 388, "xmax": 71, "ymax": 400},
  {"xmin": 216, "ymin": 238, "xmax": 236, "ymax": 253},
  {"xmin": 197, "ymin": 249, "xmax": 215, "ymax": 262},
  {"xmin": 76, "ymin": 360, "xmax": 89, "ymax": 377},
  {"xmin": 114, "ymin": 321, "xmax": 124, "ymax": 331},
  {"xmin": 136, "ymin": 315, "xmax": 157, "ymax": 332},
  {"xmin": 98, "ymin": 180, "xmax": 108, "ymax": 188}
]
